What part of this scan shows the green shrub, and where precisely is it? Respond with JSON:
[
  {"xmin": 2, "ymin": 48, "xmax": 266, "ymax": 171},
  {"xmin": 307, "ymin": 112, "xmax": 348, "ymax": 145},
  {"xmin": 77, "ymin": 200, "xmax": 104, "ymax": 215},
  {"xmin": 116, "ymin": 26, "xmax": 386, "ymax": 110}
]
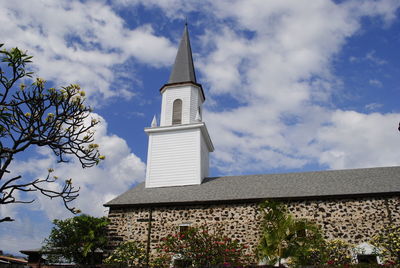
[
  {"xmin": 371, "ymin": 224, "xmax": 400, "ymax": 264},
  {"xmin": 153, "ymin": 226, "xmax": 251, "ymax": 267},
  {"xmin": 104, "ymin": 241, "xmax": 147, "ymax": 267},
  {"xmin": 43, "ymin": 215, "xmax": 109, "ymax": 265},
  {"xmin": 257, "ymin": 200, "xmax": 325, "ymax": 266},
  {"xmin": 324, "ymin": 239, "xmax": 354, "ymax": 265}
]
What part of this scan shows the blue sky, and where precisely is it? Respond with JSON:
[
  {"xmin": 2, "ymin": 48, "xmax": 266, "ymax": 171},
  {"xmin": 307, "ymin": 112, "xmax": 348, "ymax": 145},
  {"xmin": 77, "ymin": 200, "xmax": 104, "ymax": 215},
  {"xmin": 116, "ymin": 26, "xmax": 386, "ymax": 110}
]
[{"xmin": 1, "ymin": 0, "xmax": 400, "ymax": 255}]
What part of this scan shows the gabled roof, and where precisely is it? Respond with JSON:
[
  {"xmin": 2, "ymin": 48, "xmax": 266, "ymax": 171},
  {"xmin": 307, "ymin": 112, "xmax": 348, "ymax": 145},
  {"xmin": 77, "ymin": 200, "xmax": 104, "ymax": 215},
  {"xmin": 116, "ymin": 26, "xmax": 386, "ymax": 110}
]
[
  {"xmin": 105, "ymin": 166, "xmax": 400, "ymax": 207},
  {"xmin": 168, "ymin": 24, "xmax": 197, "ymax": 84}
]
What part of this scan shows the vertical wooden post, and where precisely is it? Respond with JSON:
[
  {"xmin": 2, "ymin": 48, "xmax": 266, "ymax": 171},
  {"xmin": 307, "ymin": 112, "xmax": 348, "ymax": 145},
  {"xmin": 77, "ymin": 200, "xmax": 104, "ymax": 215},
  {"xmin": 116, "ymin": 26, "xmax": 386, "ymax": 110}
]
[
  {"xmin": 146, "ymin": 208, "xmax": 153, "ymax": 267},
  {"xmin": 384, "ymin": 198, "xmax": 393, "ymax": 224}
]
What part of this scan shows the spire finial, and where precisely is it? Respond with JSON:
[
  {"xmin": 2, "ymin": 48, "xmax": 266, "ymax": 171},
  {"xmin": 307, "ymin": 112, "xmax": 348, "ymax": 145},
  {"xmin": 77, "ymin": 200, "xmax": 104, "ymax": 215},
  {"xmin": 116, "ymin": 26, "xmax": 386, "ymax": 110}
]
[
  {"xmin": 195, "ymin": 108, "xmax": 202, "ymax": 122},
  {"xmin": 185, "ymin": 16, "xmax": 188, "ymax": 26},
  {"xmin": 151, "ymin": 115, "xmax": 157, "ymax": 127}
]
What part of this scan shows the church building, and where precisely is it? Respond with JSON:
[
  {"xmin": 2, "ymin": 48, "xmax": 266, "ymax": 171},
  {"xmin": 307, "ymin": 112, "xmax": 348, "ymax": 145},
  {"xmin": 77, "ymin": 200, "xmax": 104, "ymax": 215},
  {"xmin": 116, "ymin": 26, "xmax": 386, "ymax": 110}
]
[{"xmin": 104, "ymin": 25, "xmax": 400, "ymax": 262}]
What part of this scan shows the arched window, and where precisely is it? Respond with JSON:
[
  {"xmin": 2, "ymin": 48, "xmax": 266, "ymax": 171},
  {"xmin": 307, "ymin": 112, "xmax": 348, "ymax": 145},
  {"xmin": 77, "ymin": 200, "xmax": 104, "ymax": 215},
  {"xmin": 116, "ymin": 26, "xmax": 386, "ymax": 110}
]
[{"xmin": 172, "ymin": 99, "xmax": 182, "ymax": 125}]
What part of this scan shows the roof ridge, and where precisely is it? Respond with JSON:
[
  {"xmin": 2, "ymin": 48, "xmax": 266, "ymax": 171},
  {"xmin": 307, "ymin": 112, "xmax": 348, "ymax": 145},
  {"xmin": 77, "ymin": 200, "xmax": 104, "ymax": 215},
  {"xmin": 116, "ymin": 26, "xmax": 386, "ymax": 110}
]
[{"xmin": 204, "ymin": 165, "xmax": 400, "ymax": 179}]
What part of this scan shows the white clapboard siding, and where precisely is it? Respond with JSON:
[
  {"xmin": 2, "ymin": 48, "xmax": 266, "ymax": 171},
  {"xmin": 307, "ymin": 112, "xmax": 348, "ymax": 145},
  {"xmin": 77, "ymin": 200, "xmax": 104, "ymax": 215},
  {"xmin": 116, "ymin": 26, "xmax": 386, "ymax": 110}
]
[
  {"xmin": 200, "ymin": 134, "xmax": 209, "ymax": 180},
  {"xmin": 146, "ymin": 128, "xmax": 201, "ymax": 188},
  {"xmin": 160, "ymin": 85, "xmax": 203, "ymax": 126},
  {"xmin": 148, "ymin": 82, "xmax": 212, "ymax": 188},
  {"xmin": 190, "ymin": 87, "xmax": 200, "ymax": 123}
]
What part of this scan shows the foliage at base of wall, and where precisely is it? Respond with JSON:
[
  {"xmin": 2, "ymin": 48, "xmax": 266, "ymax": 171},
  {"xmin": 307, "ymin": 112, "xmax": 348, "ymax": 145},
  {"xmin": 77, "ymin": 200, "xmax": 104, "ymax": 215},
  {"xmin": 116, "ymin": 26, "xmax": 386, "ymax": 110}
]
[
  {"xmin": 371, "ymin": 225, "xmax": 400, "ymax": 264},
  {"xmin": 153, "ymin": 226, "xmax": 252, "ymax": 267},
  {"xmin": 257, "ymin": 200, "xmax": 325, "ymax": 266},
  {"xmin": 104, "ymin": 241, "xmax": 147, "ymax": 266},
  {"xmin": 256, "ymin": 200, "xmax": 399, "ymax": 267},
  {"xmin": 291, "ymin": 239, "xmax": 354, "ymax": 266}
]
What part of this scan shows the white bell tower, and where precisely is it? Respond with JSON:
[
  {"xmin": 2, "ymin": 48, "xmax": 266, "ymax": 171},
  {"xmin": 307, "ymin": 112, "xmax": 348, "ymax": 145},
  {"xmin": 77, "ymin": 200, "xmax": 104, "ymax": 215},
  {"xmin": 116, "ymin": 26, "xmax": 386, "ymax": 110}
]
[{"xmin": 144, "ymin": 25, "xmax": 214, "ymax": 188}]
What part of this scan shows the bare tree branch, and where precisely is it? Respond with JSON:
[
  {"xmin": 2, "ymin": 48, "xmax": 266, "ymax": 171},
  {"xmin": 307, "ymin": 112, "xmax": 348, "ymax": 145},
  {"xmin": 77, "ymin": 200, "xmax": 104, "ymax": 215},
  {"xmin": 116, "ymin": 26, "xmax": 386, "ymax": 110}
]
[{"xmin": 0, "ymin": 217, "xmax": 14, "ymax": 223}]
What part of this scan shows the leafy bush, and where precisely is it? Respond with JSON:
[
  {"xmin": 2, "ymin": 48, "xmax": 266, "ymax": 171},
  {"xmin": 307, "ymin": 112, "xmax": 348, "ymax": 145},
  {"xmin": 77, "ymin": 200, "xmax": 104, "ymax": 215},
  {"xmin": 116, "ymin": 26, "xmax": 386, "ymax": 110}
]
[
  {"xmin": 289, "ymin": 238, "xmax": 355, "ymax": 266},
  {"xmin": 257, "ymin": 200, "xmax": 325, "ymax": 266},
  {"xmin": 153, "ymin": 226, "xmax": 251, "ymax": 267},
  {"xmin": 289, "ymin": 238, "xmax": 354, "ymax": 266},
  {"xmin": 43, "ymin": 215, "xmax": 109, "ymax": 265},
  {"xmin": 104, "ymin": 241, "xmax": 147, "ymax": 267},
  {"xmin": 371, "ymin": 225, "xmax": 400, "ymax": 264},
  {"xmin": 324, "ymin": 239, "xmax": 354, "ymax": 265}
]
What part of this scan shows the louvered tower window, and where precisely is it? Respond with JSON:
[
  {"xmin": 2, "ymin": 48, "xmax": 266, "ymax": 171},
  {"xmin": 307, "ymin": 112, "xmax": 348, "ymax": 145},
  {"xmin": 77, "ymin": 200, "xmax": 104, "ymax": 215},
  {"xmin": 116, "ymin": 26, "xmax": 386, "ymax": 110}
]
[{"xmin": 172, "ymin": 99, "xmax": 182, "ymax": 125}]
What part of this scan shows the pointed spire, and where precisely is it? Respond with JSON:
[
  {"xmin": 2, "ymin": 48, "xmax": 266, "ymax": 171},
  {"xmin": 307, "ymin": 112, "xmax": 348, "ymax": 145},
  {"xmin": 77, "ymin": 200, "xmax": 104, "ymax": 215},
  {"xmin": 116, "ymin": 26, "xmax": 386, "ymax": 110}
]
[
  {"xmin": 168, "ymin": 24, "xmax": 197, "ymax": 84},
  {"xmin": 151, "ymin": 115, "xmax": 157, "ymax": 127}
]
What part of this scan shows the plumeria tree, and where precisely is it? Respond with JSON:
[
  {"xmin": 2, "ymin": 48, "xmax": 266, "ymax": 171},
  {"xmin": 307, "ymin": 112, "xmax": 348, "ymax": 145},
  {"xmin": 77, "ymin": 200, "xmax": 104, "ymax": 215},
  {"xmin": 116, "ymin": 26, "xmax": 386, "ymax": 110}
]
[
  {"xmin": 154, "ymin": 226, "xmax": 251, "ymax": 267},
  {"xmin": 0, "ymin": 43, "xmax": 104, "ymax": 222},
  {"xmin": 371, "ymin": 224, "xmax": 400, "ymax": 264},
  {"xmin": 322, "ymin": 239, "xmax": 353, "ymax": 265},
  {"xmin": 104, "ymin": 241, "xmax": 147, "ymax": 267}
]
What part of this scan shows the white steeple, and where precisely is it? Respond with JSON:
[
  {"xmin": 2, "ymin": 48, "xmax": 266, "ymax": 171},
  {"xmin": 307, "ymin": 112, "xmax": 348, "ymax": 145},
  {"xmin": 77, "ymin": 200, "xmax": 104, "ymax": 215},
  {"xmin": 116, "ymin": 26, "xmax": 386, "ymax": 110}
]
[{"xmin": 144, "ymin": 25, "xmax": 214, "ymax": 188}]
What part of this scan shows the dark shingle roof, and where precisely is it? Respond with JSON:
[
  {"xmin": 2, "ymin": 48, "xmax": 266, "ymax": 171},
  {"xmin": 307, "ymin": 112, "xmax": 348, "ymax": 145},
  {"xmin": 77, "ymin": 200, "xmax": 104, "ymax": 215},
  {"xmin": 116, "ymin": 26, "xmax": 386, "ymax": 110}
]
[
  {"xmin": 105, "ymin": 166, "xmax": 400, "ymax": 207},
  {"xmin": 168, "ymin": 24, "xmax": 197, "ymax": 84}
]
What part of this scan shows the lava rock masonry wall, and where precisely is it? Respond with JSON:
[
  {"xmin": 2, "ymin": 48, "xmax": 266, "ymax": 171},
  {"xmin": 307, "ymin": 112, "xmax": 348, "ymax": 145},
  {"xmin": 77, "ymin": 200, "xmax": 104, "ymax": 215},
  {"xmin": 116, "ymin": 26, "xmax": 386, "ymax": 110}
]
[
  {"xmin": 107, "ymin": 195, "xmax": 399, "ymax": 259},
  {"xmin": 287, "ymin": 196, "xmax": 400, "ymax": 244},
  {"xmin": 107, "ymin": 202, "xmax": 262, "ymax": 260}
]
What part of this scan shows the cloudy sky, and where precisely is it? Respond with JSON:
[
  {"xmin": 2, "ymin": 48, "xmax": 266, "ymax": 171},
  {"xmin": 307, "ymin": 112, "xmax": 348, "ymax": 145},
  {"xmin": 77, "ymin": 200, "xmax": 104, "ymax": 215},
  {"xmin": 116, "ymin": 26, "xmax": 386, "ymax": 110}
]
[{"xmin": 1, "ymin": 0, "xmax": 400, "ymax": 255}]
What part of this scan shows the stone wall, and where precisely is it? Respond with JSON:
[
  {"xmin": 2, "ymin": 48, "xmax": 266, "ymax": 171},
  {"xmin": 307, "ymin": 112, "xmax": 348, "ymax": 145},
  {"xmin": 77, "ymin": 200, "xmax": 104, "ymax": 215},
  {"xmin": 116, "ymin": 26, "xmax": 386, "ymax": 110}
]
[
  {"xmin": 107, "ymin": 202, "xmax": 262, "ymax": 259},
  {"xmin": 107, "ymin": 195, "xmax": 400, "ymax": 260},
  {"xmin": 287, "ymin": 196, "xmax": 400, "ymax": 245}
]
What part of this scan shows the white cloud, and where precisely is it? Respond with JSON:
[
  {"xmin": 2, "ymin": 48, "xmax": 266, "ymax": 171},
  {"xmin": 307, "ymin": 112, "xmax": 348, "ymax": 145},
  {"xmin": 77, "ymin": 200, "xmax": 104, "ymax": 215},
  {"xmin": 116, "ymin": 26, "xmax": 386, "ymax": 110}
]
[
  {"xmin": 0, "ymin": 0, "xmax": 176, "ymax": 104},
  {"xmin": 0, "ymin": 215, "xmax": 51, "ymax": 254},
  {"xmin": 315, "ymin": 110, "xmax": 400, "ymax": 169},
  {"xmin": 113, "ymin": 0, "xmax": 199, "ymax": 19},
  {"xmin": 194, "ymin": 0, "xmax": 400, "ymax": 173},
  {"xmin": 344, "ymin": 0, "xmax": 400, "ymax": 24},
  {"xmin": 365, "ymin": 102, "xmax": 383, "ymax": 111},
  {"xmin": 349, "ymin": 56, "xmax": 358, "ymax": 63},
  {"xmin": 369, "ymin": 79, "xmax": 383, "ymax": 87},
  {"xmin": 365, "ymin": 50, "xmax": 388, "ymax": 65},
  {"xmin": 122, "ymin": 0, "xmax": 400, "ymax": 173},
  {"xmin": 348, "ymin": 51, "xmax": 387, "ymax": 66}
]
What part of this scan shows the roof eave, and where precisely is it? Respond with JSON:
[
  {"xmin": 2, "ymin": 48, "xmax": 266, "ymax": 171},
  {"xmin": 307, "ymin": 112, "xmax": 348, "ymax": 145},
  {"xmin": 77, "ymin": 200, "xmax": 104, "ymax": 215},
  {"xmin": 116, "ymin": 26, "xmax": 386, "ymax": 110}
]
[
  {"xmin": 159, "ymin": 81, "xmax": 205, "ymax": 102},
  {"xmin": 104, "ymin": 191, "xmax": 400, "ymax": 208}
]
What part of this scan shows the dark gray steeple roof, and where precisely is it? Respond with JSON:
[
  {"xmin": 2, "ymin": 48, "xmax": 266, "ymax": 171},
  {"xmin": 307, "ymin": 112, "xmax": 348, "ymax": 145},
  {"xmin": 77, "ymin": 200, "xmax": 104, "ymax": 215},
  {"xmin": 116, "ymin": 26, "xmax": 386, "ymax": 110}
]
[{"xmin": 168, "ymin": 24, "xmax": 197, "ymax": 84}]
